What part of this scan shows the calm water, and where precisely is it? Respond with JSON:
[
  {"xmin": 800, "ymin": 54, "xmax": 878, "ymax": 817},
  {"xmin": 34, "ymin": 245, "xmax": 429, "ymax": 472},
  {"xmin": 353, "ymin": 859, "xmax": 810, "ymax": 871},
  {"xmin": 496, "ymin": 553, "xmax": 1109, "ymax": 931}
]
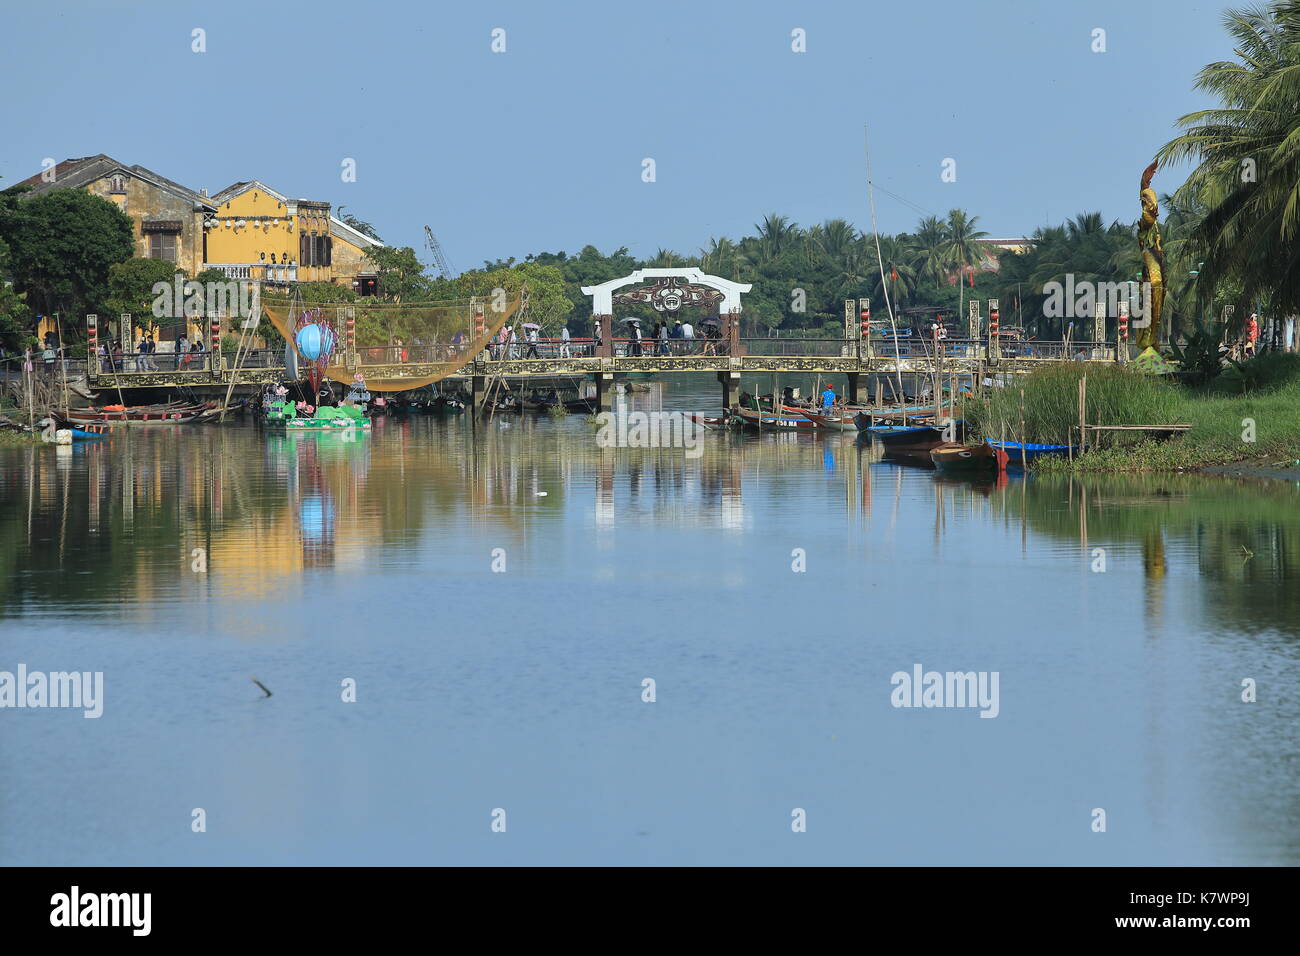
[{"xmin": 2, "ymin": 375, "xmax": 1298, "ymax": 866}]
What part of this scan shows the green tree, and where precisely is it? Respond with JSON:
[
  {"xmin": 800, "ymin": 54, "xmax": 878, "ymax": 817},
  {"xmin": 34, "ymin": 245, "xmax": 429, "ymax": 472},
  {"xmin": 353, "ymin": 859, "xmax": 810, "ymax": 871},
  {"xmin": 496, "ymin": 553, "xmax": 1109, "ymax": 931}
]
[
  {"xmin": 106, "ymin": 258, "xmax": 181, "ymax": 326},
  {"xmin": 0, "ymin": 187, "xmax": 135, "ymax": 319},
  {"xmin": 369, "ymin": 246, "xmax": 433, "ymax": 302},
  {"xmin": 335, "ymin": 206, "xmax": 383, "ymax": 242},
  {"xmin": 1157, "ymin": 0, "xmax": 1300, "ymax": 316}
]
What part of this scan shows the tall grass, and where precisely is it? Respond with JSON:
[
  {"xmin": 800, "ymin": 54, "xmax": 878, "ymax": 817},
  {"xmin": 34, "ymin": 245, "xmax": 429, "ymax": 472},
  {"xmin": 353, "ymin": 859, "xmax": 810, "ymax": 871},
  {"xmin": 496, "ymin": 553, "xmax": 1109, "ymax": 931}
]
[
  {"xmin": 965, "ymin": 365, "xmax": 1183, "ymax": 447},
  {"xmin": 1026, "ymin": 354, "xmax": 1300, "ymax": 473}
]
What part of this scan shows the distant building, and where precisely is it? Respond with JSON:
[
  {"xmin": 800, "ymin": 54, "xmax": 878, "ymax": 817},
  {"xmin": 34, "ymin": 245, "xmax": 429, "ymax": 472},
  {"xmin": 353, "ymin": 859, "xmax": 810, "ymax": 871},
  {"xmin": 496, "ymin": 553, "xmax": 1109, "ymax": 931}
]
[
  {"xmin": 15, "ymin": 154, "xmax": 215, "ymax": 275},
  {"xmin": 196, "ymin": 180, "xmax": 384, "ymax": 292},
  {"xmin": 15, "ymin": 158, "xmax": 384, "ymax": 294},
  {"xmin": 975, "ymin": 237, "xmax": 1036, "ymax": 270},
  {"xmin": 329, "ymin": 217, "xmax": 383, "ymax": 296}
]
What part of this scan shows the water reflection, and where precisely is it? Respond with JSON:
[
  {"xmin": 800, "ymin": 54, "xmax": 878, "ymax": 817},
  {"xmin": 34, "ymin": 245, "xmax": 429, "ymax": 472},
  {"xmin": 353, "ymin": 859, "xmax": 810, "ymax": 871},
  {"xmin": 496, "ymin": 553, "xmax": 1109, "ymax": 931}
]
[
  {"xmin": 3, "ymin": 397, "xmax": 1298, "ymax": 865},
  {"xmin": 4, "ymin": 419, "xmax": 1299, "ymax": 642}
]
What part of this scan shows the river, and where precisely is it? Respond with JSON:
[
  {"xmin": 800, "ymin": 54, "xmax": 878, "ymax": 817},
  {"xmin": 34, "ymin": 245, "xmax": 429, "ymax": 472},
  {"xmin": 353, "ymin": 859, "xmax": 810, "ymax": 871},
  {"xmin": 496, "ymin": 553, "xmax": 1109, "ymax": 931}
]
[{"xmin": 2, "ymin": 374, "xmax": 1297, "ymax": 865}]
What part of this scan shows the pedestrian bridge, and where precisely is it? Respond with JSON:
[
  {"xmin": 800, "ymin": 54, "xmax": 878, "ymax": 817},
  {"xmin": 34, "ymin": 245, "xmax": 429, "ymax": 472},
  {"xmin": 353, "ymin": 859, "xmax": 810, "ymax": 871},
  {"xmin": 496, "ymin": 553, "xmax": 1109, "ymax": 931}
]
[{"xmin": 79, "ymin": 336, "xmax": 1123, "ymax": 409}]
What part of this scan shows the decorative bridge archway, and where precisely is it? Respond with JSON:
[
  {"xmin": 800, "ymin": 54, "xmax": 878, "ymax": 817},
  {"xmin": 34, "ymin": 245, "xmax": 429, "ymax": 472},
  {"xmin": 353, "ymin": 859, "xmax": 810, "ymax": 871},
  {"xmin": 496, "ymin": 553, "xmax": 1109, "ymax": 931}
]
[{"xmin": 581, "ymin": 268, "xmax": 752, "ymax": 358}]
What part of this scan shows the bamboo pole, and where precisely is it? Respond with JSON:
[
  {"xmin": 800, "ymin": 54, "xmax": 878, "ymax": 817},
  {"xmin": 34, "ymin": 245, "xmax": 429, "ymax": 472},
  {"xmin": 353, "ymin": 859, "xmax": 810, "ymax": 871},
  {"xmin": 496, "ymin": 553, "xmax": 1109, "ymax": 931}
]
[
  {"xmin": 1019, "ymin": 388, "xmax": 1027, "ymax": 469},
  {"xmin": 1078, "ymin": 373, "xmax": 1087, "ymax": 454},
  {"xmin": 55, "ymin": 314, "xmax": 70, "ymax": 415}
]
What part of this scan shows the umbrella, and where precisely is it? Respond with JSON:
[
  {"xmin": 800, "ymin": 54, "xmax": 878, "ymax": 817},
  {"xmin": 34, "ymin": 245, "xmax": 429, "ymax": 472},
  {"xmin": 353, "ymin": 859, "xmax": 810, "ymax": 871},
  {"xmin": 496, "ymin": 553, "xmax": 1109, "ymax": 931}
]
[
  {"xmin": 621, "ymin": 317, "xmax": 641, "ymax": 325},
  {"xmin": 701, "ymin": 318, "xmax": 721, "ymax": 326},
  {"xmin": 521, "ymin": 322, "xmax": 540, "ymax": 330}
]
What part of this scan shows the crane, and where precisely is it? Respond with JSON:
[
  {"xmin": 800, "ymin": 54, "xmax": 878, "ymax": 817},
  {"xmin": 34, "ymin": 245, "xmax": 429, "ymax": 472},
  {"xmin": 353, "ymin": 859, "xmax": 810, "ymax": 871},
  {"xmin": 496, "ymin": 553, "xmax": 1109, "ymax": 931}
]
[{"xmin": 423, "ymin": 225, "xmax": 456, "ymax": 279}]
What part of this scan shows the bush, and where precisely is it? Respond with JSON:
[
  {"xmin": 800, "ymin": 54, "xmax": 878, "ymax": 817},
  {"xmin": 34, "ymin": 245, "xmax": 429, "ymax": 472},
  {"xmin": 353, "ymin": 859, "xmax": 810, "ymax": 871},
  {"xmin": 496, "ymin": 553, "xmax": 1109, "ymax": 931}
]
[{"xmin": 1211, "ymin": 351, "xmax": 1300, "ymax": 394}]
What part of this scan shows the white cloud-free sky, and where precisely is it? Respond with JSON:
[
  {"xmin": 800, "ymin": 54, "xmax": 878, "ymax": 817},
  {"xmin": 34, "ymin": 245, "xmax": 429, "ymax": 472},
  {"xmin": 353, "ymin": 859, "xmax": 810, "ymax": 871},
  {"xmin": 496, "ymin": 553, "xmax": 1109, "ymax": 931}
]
[{"xmin": 2, "ymin": 0, "xmax": 1233, "ymax": 268}]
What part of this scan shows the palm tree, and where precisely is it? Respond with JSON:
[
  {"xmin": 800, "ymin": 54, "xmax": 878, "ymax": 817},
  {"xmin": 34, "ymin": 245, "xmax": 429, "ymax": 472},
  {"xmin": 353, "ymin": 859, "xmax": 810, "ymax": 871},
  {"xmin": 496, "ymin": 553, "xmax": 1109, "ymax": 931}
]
[
  {"xmin": 817, "ymin": 218, "xmax": 858, "ymax": 261},
  {"xmin": 943, "ymin": 209, "xmax": 990, "ymax": 281},
  {"xmin": 910, "ymin": 216, "xmax": 950, "ymax": 283},
  {"xmin": 1157, "ymin": 1, "xmax": 1300, "ymax": 315},
  {"xmin": 863, "ymin": 235, "xmax": 918, "ymax": 306},
  {"xmin": 753, "ymin": 213, "xmax": 800, "ymax": 264},
  {"xmin": 700, "ymin": 237, "xmax": 737, "ymax": 277}
]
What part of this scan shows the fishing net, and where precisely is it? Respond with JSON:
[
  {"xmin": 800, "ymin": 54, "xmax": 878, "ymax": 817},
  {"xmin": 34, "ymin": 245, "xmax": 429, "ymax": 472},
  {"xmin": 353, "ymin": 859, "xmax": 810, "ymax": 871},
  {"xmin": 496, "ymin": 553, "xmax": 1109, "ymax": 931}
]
[{"xmin": 261, "ymin": 291, "xmax": 524, "ymax": 392}]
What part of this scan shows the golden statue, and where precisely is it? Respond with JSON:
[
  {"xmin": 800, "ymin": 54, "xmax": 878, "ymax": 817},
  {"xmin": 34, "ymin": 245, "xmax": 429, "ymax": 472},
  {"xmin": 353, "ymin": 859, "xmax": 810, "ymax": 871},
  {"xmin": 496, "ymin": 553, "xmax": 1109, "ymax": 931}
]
[{"xmin": 1136, "ymin": 160, "xmax": 1165, "ymax": 351}]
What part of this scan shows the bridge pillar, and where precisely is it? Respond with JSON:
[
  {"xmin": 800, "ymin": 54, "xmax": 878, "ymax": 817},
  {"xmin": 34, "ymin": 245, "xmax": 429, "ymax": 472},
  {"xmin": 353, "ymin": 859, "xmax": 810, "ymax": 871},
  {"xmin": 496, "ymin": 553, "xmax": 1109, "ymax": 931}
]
[
  {"xmin": 471, "ymin": 375, "xmax": 488, "ymax": 416},
  {"xmin": 717, "ymin": 370, "xmax": 740, "ymax": 410},
  {"xmin": 593, "ymin": 372, "xmax": 615, "ymax": 412},
  {"xmin": 594, "ymin": 315, "xmax": 613, "ymax": 358},
  {"xmin": 845, "ymin": 372, "xmax": 863, "ymax": 405}
]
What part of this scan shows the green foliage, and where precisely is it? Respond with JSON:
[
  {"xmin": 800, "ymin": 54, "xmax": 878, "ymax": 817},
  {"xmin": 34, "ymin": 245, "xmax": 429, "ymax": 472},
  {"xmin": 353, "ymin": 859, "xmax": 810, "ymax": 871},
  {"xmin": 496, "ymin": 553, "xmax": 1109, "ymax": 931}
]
[
  {"xmin": 454, "ymin": 262, "xmax": 572, "ymax": 330},
  {"xmin": 106, "ymin": 257, "xmax": 181, "ymax": 324},
  {"xmin": 965, "ymin": 364, "xmax": 1183, "ymax": 446},
  {"xmin": 0, "ymin": 230, "xmax": 32, "ymax": 350},
  {"xmin": 1213, "ymin": 351, "xmax": 1300, "ymax": 394},
  {"xmin": 1168, "ymin": 320, "xmax": 1228, "ymax": 386},
  {"xmin": 370, "ymin": 246, "xmax": 432, "ymax": 302},
  {"xmin": 335, "ymin": 207, "xmax": 382, "ymax": 242},
  {"xmin": 0, "ymin": 187, "xmax": 134, "ymax": 318},
  {"xmin": 1157, "ymin": 1, "xmax": 1300, "ymax": 317}
]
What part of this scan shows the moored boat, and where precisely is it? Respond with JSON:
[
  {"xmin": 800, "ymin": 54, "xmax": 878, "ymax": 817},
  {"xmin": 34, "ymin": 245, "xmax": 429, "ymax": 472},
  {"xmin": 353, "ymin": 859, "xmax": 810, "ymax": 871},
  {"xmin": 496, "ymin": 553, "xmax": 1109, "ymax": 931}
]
[
  {"xmin": 264, "ymin": 399, "xmax": 371, "ymax": 431},
  {"xmin": 684, "ymin": 413, "xmax": 727, "ymax": 430},
  {"xmin": 62, "ymin": 403, "xmax": 208, "ymax": 425},
  {"xmin": 867, "ymin": 424, "xmax": 948, "ymax": 451},
  {"xmin": 930, "ymin": 441, "xmax": 1008, "ymax": 475},
  {"xmin": 729, "ymin": 406, "xmax": 820, "ymax": 431},
  {"xmin": 984, "ymin": 439, "xmax": 1078, "ymax": 468}
]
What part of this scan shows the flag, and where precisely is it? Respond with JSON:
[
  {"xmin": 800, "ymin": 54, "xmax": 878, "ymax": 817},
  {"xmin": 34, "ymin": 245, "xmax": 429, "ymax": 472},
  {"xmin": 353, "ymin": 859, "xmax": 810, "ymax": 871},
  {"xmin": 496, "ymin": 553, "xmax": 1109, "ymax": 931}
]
[{"xmin": 967, "ymin": 269, "xmax": 975, "ymax": 288}]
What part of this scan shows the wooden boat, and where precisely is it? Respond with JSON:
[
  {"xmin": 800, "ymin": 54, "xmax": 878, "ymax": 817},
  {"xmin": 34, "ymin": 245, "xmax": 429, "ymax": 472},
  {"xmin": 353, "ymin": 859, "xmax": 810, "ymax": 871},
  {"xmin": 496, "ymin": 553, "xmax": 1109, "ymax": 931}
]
[
  {"xmin": 431, "ymin": 396, "xmax": 467, "ymax": 414},
  {"xmin": 730, "ymin": 406, "xmax": 820, "ymax": 431},
  {"xmin": 62, "ymin": 403, "xmax": 208, "ymax": 425},
  {"xmin": 985, "ymin": 439, "xmax": 1078, "ymax": 468},
  {"xmin": 684, "ymin": 413, "xmax": 727, "ymax": 430},
  {"xmin": 799, "ymin": 409, "xmax": 859, "ymax": 431},
  {"xmin": 852, "ymin": 406, "xmax": 958, "ymax": 430},
  {"xmin": 930, "ymin": 441, "xmax": 1008, "ymax": 475},
  {"xmin": 867, "ymin": 424, "xmax": 947, "ymax": 451}
]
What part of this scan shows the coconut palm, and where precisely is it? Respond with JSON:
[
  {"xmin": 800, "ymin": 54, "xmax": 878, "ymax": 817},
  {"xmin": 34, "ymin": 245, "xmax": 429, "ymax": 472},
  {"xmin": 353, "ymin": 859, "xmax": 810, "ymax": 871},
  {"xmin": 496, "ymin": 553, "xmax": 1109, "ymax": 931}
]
[
  {"xmin": 943, "ymin": 209, "xmax": 990, "ymax": 281},
  {"xmin": 1157, "ymin": 0, "xmax": 1300, "ymax": 314},
  {"xmin": 864, "ymin": 235, "xmax": 919, "ymax": 307},
  {"xmin": 910, "ymin": 216, "xmax": 950, "ymax": 283},
  {"xmin": 753, "ymin": 213, "xmax": 800, "ymax": 264}
]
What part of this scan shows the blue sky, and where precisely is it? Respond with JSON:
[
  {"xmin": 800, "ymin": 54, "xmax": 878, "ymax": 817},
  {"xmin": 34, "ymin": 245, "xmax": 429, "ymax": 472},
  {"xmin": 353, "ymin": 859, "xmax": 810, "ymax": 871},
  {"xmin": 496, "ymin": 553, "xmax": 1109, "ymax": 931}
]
[{"xmin": 2, "ymin": 0, "xmax": 1233, "ymax": 269}]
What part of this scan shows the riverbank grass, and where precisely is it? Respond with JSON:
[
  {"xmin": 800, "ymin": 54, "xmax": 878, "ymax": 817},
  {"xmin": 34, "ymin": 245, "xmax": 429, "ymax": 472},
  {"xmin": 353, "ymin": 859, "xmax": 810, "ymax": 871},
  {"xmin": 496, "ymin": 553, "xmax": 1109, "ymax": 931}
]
[{"xmin": 964, "ymin": 359, "xmax": 1300, "ymax": 473}]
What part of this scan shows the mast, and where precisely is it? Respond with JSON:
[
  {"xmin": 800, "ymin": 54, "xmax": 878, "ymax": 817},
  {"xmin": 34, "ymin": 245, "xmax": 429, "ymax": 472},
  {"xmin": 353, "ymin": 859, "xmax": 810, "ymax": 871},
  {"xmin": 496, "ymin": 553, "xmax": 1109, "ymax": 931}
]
[{"xmin": 864, "ymin": 126, "xmax": 906, "ymax": 400}]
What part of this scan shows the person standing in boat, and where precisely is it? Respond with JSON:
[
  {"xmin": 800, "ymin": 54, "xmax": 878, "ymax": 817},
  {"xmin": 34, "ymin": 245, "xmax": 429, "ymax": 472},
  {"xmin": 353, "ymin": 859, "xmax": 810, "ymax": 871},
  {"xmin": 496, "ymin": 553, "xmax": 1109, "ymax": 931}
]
[{"xmin": 822, "ymin": 383, "xmax": 837, "ymax": 409}]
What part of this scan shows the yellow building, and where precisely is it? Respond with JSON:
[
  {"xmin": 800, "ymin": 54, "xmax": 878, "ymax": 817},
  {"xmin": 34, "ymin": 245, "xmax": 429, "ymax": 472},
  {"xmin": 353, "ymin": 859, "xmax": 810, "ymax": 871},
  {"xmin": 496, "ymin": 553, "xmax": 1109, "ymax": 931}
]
[
  {"xmin": 203, "ymin": 181, "xmax": 332, "ymax": 284},
  {"xmin": 329, "ymin": 217, "xmax": 383, "ymax": 295},
  {"xmin": 202, "ymin": 180, "xmax": 384, "ymax": 291}
]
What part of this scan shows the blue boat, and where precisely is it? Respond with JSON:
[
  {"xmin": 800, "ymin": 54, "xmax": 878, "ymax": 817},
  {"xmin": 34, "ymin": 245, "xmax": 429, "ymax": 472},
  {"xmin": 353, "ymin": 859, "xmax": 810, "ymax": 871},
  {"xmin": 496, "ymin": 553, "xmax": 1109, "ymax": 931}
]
[
  {"xmin": 67, "ymin": 427, "xmax": 109, "ymax": 441},
  {"xmin": 985, "ymin": 439, "xmax": 1078, "ymax": 467}
]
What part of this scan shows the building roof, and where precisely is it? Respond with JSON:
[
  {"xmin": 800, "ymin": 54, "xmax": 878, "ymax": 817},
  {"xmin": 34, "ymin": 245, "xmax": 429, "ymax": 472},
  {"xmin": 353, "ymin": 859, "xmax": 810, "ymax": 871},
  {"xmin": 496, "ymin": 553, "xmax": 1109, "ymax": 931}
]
[
  {"xmin": 210, "ymin": 179, "xmax": 293, "ymax": 206},
  {"xmin": 13, "ymin": 154, "xmax": 216, "ymax": 211},
  {"xmin": 330, "ymin": 216, "xmax": 385, "ymax": 249}
]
